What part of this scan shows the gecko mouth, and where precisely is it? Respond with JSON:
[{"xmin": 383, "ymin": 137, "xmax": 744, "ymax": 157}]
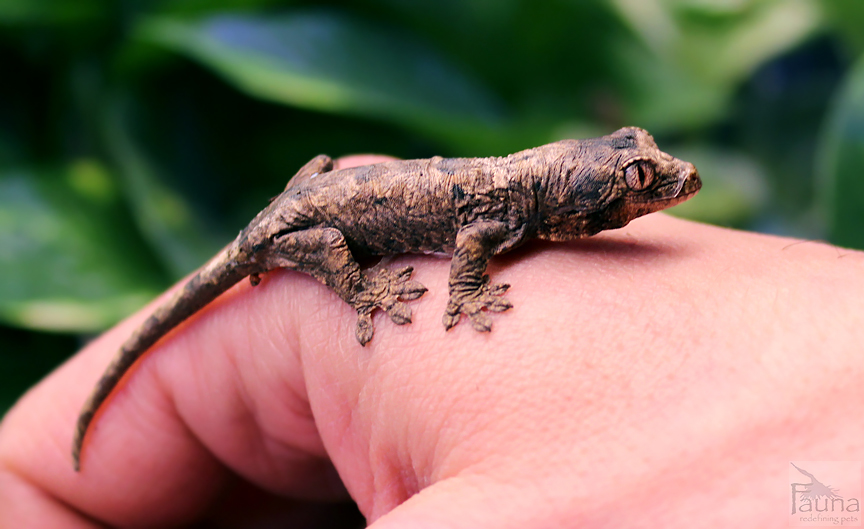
[{"xmin": 654, "ymin": 182, "xmax": 701, "ymax": 207}]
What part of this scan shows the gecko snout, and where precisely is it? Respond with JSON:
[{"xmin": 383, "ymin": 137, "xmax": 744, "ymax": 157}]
[{"xmin": 675, "ymin": 161, "xmax": 701, "ymax": 199}]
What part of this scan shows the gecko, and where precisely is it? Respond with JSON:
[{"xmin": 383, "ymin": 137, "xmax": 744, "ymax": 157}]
[{"xmin": 72, "ymin": 126, "xmax": 701, "ymax": 470}]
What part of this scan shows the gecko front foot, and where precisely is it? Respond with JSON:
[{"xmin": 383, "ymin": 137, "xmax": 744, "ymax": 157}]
[
  {"xmin": 443, "ymin": 275, "xmax": 513, "ymax": 332},
  {"xmin": 353, "ymin": 266, "xmax": 427, "ymax": 345}
]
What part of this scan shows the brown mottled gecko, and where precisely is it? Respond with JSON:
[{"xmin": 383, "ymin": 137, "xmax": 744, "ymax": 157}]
[{"xmin": 72, "ymin": 127, "xmax": 700, "ymax": 470}]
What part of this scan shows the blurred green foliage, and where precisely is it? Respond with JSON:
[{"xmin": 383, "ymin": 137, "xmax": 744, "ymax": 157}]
[{"xmin": 2, "ymin": 0, "xmax": 864, "ymax": 414}]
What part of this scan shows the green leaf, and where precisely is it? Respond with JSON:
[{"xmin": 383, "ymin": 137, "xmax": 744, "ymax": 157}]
[
  {"xmin": 614, "ymin": 42, "xmax": 728, "ymax": 132},
  {"xmin": 136, "ymin": 11, "xmax": 504, "ymax": 141},
  {"xmin": 817, "ymin": 53, "xmax": 864, "ymax": 250},
  {"xmin": 104, "ymin": 100, "xmax": 225, "ymax": 279},
  {"xmin": 0, "ymin": 161, "xmax": 167, "ymax": 332},
  {"xmin": 608, "ymin": 0, "xmax": 823, "ymax": 131},
  {"xmin": 821, "ymin": 0, "xmax": 864, "ymax": 54},
  {"xmin": 676, "ymin": 0, "xmax": 822, "ymax": 84},
  {"xmin": 663, "ymin": 146, "xmax": 769, "ymax": 226},
  {"xmin": 613, "ymin": 0, "xmax": 822, "ymax": 84},
  {"xmin": 154, "ymin": 0, "xmax": 287, "ymax": 18},
  {"xmin": 0, "ymin": 0, "xmax": 106, "ymax": 24}
]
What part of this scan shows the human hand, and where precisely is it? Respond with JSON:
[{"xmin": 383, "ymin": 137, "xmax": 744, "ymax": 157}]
[{"xmin": 2, "ymin": 154, "xmax": 864, "ymax": 527}]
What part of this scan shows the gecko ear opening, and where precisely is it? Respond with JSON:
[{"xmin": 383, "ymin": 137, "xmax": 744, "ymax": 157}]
[{"xmin": 624, "ymin": 160, "xmax": 655, "ymax": 191}]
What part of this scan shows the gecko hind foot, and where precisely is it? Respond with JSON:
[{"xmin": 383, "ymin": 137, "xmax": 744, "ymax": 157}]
[
  {"xmin": 353, "ymin": 266, "xmax": 427, "ymax": 345},
  {"xmin": 443, "ymin": 275, "xmax": 512, "ymax": 332}
]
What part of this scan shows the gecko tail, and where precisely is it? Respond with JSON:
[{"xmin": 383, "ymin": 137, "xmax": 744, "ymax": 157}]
[{"xmin": 72, "ymin": 246, "xmax": 251, "ymax": 471}]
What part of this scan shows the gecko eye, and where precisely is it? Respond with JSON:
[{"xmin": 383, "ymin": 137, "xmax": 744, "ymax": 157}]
[{"xmin": 624, "ymin": 160, "xmax": 655, "ymax": 191}]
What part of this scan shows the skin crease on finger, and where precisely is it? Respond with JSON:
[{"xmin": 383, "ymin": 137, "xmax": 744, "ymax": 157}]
[{"xmin": 1, "ymin": 210, "xmax": 864, "ymax": 526}]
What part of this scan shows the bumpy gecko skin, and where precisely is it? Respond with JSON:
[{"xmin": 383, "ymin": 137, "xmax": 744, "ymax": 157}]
[{"xmin": 72, "ymin": 127, "xmax": 700, "ymax": 470}]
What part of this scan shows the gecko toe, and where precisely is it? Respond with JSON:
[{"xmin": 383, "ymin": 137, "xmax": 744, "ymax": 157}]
[
  {"xmin": 396, "ymin": 280, "xmax": 427, "ymax": 301},
  {"xmin": 387, "ymin": 302, "xmax": 412, "ymax": 325},
  {"xmin": 443, "ymin": 311, "xmax": 460, "ymax": 330},
  {"xmin": 487, "ymin": 283, "xmax": 509, "ymax": 296},
  {"xmin": 356, "ymin": 313, "xmax": 374, "ymax": 346},
  {"xmin": 487, "ymin": 298, "xmax": 513, "ymax": 312},
  {"xmin": 394, "ymin": 265, "xmax": 414, "ymax": 279},
  {"xmin": 441, "ymin": 280, "xmax": 512, "ymax": 332},
  {"xmin": 469, "ymin": 311, "xmax": 493, "ymax": 332},
  {"xmin": 350, "ymin": 265, "xmax": 427, "ymax": 343}
]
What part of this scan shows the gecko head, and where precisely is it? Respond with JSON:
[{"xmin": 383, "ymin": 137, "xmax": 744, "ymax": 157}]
[
  {"xmin": 539, "ymin": 127, "xmax": 701, "ymax": 240},
  {"xmin": 605, "ymin": 127, "xmax": 701, "ymax": 218}
]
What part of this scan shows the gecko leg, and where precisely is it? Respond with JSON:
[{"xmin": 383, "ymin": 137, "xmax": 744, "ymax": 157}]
[
  {"xmin": 443, "ymin": 221, "xmax": 514, "ymax": 332},
  {"xmin": 252, "ymin": 155, "xmax": 337, "ymax": 287},
  {"xmin": 263, "ymin": 227, "xmax": 427, "ymax": 345},
  {"xmin": 283, "ymin": 154, "xmax": 334, "ymax": 192}
]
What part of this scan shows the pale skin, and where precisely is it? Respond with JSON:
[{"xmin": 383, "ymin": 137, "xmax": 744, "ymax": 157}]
[{"xmin": 1, "ymin": 155, "xmax": 864, "ymax": 528}]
